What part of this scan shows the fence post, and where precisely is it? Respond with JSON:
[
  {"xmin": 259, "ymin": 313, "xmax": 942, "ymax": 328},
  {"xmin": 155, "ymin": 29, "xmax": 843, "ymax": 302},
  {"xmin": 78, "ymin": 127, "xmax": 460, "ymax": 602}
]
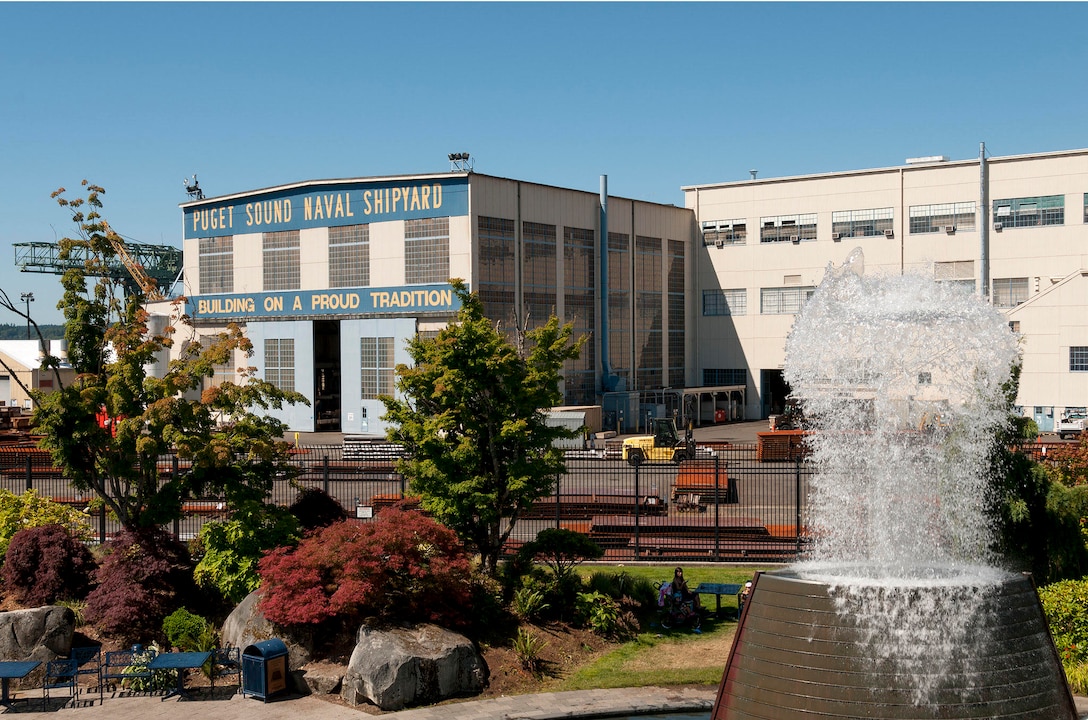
[
  {"xmin": 554, "ymin": 474, "xmax": 561, "ymax": 529},
  {"xmin": 24, "ymin": 455, "xmax": 32, "ymax": 492},
  {"xmin": 713, "ymin": 455, "xmax": 721, "ymax": 561},
  {"xmin": 99, "ymin": 501, "xmax": 106, "ymax": 545},
  {"xmin": 633, "ymin": 464, "xmax": 640, "ymax": 560},
  {"xmin": 323, "ymin": 455, "xmax": 330, "ymax": 494},
  {"xmin": 795, "ymin": 457, "xmax": 803, "ymax": 556},
  {"xmin": 173, "ymin": 456, "xmax": 181, "ymax": 542}
]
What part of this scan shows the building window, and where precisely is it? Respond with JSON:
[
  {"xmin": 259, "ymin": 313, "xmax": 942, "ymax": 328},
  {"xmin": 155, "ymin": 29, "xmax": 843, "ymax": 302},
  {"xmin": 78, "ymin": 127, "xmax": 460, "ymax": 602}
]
[
  {"xmin": 635, "ymin": 236, "xmax": 663, "ymax": 390},
  {"xmin": 405, "ymin": 217, "xmax": 450, "ymax": 284},
  {"xmin": 994, "ymin": 195, "xmax": 1064, "ymax": 228},
  {"xmin": 934, "ymin": 260, "xmax": 975, "ymax": 293},
  {"xmin": 523, "ymin": 221, "xmax": 558, "ymax": 332},
  {"xmin": 608, "ymin": 232, "xmax": 631, "ymax": 387},
  {"xmin": 667, "ymin": 239, "xmax": 685, "ymax": 389},
  {"xmin": 992, "ymin": 277, "xmax": 1029, "ymax": 308},
  {"xmin": 1071, "ymin": 346, "xmax": 1088, "ymax": 372},
  {"xmin": 831, "ymin": 208, "xmax": 893, "ymax": 238},
  {"xmin": 1083, "ymin": 193, "xmax": 1087, "ymax": 223},
  {"xmin": 702, "ymin": 219, "xmax": 746, "ymax": 247},
  {"xmin": 703, "ymin": 289, "xmax": 746, "ymax": 316},
  {"xmin": 329, "ymin": 224, "xmax": 369, "ymax": 288},
  {"xmin": 361, "ymin": 337, "xmax": 395, "ymax": 399},
  {"xmin": 478, "ymin": 216, "xmax": 516, "ymax": 329},
  {"xmin": 264, "ymin": 339, "xmax": 295, "ymax": 392},
  {"xmin": 263, "ymin": 230, "xmax": 300, "ymax": 291},
  {"xmin": 760, "ymin": 286, "xmax": 815, "ymax": 314},
  {"xmin": 198, "ymin": 236, "xmax": 233, "ymax": 294},
  {"xmin": 1009, "ymin": 320, "xmax": 1020, "ymax": 333},
  {"xmin": 760, "ymin": 214, "xmax": 817, "ymax": 243},
  {"xmin": 909, "ymin": 202, "xmax": 975, "ymax": 234},
  {"xmin": 704, "ymin": 368, "xmax": 746, "ymax": 386},
  {"xmin": 564, "ymin": 226, "xmax": 596, "ymax": 405}
]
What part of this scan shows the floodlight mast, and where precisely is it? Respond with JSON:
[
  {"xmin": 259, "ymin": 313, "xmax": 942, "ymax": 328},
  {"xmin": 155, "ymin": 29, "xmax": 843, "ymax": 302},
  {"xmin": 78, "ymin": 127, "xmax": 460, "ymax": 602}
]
[{"xmin": 448, "ymin": 153, "xmax": 473, "ymax": 172}]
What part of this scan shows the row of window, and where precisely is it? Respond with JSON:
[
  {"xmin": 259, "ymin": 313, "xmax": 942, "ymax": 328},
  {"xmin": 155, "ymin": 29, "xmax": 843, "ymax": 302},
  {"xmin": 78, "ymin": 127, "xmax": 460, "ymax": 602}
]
[
  {"xmin": 198, "ymin": 218, "xmax": 450, "ymax": 295},
  {"xmin": 258, "ymin": 337, "xmax": 397, "ymax": 397},
  {"xmin": 703, "ymin": 274, "xmax": 1033, "ymax": 316},
  {"xmin": 702, "ymin": 194, "xmax": 1076, "ymax": 247}
]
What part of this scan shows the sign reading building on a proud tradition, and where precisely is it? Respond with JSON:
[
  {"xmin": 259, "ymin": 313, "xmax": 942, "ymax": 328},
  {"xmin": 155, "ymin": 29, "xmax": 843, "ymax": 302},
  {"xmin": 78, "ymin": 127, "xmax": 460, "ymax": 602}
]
[
  {"xmin": 182, "ymin": 177, "xmax": 468, "ymax": 239},
  {"xmin": 188, "ymin": 284, "xmax": 461, "ymax": 320}
]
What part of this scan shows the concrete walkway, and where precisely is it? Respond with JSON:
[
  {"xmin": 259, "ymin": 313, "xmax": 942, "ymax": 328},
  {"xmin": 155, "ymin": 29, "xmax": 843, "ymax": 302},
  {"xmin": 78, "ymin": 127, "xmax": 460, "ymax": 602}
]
[{"xmin": 3, "ymin": 686, "xmax": 717, "ymax": 719}]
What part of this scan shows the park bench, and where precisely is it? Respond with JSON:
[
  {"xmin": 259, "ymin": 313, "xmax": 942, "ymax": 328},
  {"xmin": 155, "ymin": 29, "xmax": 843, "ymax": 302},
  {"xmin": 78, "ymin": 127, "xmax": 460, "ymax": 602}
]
[{"xmin": 102, "ymin": 649, "xmax": 152, "ymax": 694}]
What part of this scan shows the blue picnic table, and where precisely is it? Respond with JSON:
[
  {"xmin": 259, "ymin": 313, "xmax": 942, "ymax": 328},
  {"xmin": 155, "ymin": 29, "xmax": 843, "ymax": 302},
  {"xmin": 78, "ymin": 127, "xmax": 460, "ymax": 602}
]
[
  {"xmin": 693, "ymin": 582, "xmax": 743, "ymax": 615},
  {"xmin": 0, "ymin": 660, "xmax": 40, "ymax": 708},
  {"xmin": 149, "ymin": 651, "xmax": 211, "ymax": 701}
]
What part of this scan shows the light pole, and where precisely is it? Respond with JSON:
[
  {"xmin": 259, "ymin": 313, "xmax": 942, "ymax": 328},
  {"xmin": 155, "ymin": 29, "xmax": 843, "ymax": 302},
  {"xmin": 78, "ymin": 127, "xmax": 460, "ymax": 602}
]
[{"xmin": 19, "ymin": 292, "xmax": 33, "ymax": 339}]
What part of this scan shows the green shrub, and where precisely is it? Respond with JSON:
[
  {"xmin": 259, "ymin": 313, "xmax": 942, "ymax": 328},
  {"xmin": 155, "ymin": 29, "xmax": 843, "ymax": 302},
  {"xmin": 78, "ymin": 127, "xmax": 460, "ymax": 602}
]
[
  {"xmin": 512, "ymin": 587, "xmax": 550, "ymax": 621},
  {"xmin": 516, "ymin": 528, "xmax": 603, "ymax": 585},
  {"xmin": 123, "ymin": 643, "xmax": 174, "ymax": 692},
  {"xmin": 584, "ymin": 571, "xmax": 658, "ymax": 612},
  {"xmin": 1040, "ymin": 578, "xmax": 1088, "ymax": 665},
  {"xmin": 194, "ymin": 501, "xmax": 300, "ymax": 604},
  {"xmin": 162, "ymin": 608, "xmax": 216, "ymax": 652},
  {"xmin": 1063, "ymin": 661, "xmax": 1088, "ymax": 696},
  {"xmin": 513, "ymin": 628, "xmax": 547, "ymax": 674},
  {"xmin": 575, "ymin": 590, "xmax": 639, "ymax": 641},
  {"xmin": 0, "ymin": 490, "xmax": 92, "ymax": 558}
]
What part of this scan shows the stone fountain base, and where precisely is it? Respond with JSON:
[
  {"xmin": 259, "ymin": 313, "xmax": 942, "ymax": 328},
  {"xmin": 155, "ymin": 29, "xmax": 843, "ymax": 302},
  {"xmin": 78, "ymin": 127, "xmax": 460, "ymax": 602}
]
[{"xmin": 713, "ymin": 568, "xmax": 1076, "ymax": 719}]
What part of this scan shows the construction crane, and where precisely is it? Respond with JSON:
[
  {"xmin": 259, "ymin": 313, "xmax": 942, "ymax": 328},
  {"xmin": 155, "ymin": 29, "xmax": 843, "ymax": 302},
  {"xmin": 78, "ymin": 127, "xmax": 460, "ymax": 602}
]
[{"xmin": 14, "ymin": 239, "xmax": 182, "ymax": 301}]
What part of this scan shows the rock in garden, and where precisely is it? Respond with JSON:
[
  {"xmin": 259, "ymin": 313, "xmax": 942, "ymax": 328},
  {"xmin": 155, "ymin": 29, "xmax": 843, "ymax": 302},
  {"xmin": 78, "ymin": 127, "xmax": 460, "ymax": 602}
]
[
  {"xmin": 0, "ymin": 606, "xmax": 75, "ymax": 661},
  {"xmin": 340, "ymin": 624, "xmax": 488, "ymax": 710}
]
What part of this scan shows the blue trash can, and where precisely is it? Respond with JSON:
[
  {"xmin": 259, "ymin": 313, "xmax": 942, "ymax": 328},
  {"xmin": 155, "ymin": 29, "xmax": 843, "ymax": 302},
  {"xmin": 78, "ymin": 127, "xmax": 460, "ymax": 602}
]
[{"xmin": 240, "ymin": 638, "xmax": 289, "ymax": 702}]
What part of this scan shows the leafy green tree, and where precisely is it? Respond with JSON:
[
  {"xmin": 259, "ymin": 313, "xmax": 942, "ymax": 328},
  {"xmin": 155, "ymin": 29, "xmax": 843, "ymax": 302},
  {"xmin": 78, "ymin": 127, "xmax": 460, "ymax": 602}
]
[
  {"xmin": 381, "ymin": 280, "xmax": 584, "ymax": 574},
  {"xmin": 26, "ymin": 182, "xmax": 307, "ymax": 531}
]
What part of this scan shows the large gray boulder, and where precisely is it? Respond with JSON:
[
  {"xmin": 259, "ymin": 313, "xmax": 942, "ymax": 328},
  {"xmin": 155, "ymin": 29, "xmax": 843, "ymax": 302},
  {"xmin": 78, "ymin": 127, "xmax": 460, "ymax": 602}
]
[
  {"xmin": 220, "ymin": 590, "xmax": 313, "ymax": 671},
  {"xmin": 0, "ymin": 606, "xmax": 75, "ymax": 662},
  {"xmin": 340, "ymin": 624, "xmax": 488, "ymax": 710}
]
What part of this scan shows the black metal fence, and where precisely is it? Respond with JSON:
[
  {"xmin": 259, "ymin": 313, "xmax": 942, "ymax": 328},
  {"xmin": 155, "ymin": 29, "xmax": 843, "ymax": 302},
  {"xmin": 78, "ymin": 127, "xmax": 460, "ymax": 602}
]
[{"xmin": 0, "ymin": 442, "xmax": 811, "ymax": 562}]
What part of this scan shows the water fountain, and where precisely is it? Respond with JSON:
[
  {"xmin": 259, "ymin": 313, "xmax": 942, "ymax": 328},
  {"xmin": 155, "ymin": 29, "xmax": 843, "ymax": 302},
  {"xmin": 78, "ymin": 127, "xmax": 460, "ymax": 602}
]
[{"xmin": 712, "ymin": 250, "xmax": 1077, "ymax": 719}]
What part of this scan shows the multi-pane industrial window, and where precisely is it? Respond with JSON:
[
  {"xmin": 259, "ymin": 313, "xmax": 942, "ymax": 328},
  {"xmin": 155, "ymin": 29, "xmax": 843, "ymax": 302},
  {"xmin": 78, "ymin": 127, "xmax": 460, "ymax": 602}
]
[
  {"xmin": 405, "ymin": 217, "xmax": 450, "ymax": 284},
  {"xmin": 1084, "ymin": 194, "xmax": 1088, "ymax": 223},
  {"xmin": 361, "ymin": 337, "xmax": 395, "ymax": 399},
  {"xmin": 608, "ymin": 232, "xmax": 632, "ymax": 387},
  {"xmin": 199, "ymin": 236, "xmax": 233, "ymax": 294},
  {"xmin": 934, "ymin": 260, "xmax": 976, "ymax": 293},
  {"xmin": 704, "ymin": 368, "xmax": 746, "ymax": 386},
  {"xmin": 523, "ymin": 221, "xmax": 557, "ymax": 332},
  {"xmin": 263, "ymin": 231, "xmax": 300, "ymax": 291},
  {"xmin": 328, "ymin": 224, "xmax": 369, "ymax": 288},
  {"xmin": 760, "ymin": 214, "xmax": 817, "ymax": 243},
  {"xmin": 703, "ymin": 289, "xmax": 746, "ymax": 316},
  {"xmin": 702, "ymin": 219, "xmax": 746, "ymax": 246},
  {"xmin": 635, "ymin": 236, "xmax": 662, "ymax": 390},
  {"xmin": 909, "ymin": 202, "xmax": 976, "ymax": 234},
  {"xmin": 667, "ymin": 239, "xmax": 686, "ymax": 389},
  {"xmin": 1071, "ymin": 347, "xmax": 1088, "ymax": 372},
  {"xmin": 832, "ymin": 208, "xmax": 893, "ymax": 238},
  {"xmin": 264, "ymin": 339, "xmax": 295, "ymax": 392},
  {"xmin": 478, "ymin": 216, "xmax": 516, "ymax": 329},
  {"xmin": 992, "ymin": 277, "xmax": 1029, "ymax": 308},
  {"xmin": 760, "ymin": 286, "xmax": 815, "ymax": 314},
  {"xmin": 564, "ymin": 227, "xmax": 596, "ymax": 405},
  {"xmin": 993, "ymin": 195, "xmax": 1064, "ymax": 228}
]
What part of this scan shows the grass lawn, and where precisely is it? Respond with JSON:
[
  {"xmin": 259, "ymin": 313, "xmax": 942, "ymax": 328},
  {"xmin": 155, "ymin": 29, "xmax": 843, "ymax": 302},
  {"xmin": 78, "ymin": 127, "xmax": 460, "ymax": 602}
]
[{"xmin": 556, "ymin": 563, "xmax": 775, "ymax": 689}]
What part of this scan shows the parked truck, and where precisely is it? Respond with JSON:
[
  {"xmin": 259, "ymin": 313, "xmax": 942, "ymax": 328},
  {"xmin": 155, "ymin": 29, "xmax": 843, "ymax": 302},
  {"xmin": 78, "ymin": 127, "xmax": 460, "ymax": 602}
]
[{"xmin": 1057, "ymin": 412, "xmax": 1086, "ymax": 440}]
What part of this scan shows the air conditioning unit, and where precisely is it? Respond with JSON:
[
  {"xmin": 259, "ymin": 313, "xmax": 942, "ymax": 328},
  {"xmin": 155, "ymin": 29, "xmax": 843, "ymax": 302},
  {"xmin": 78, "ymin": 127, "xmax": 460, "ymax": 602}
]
[
  {"xmin": 945, "ymin": 225, "xmax": 956, "ymax": 234},
  {"xmin": 883, "ymin": 229, "xmax": 894, "ymax": 238},
  {"xmin": 831, "ymin": 232, "xmax": 841, "ymax": 241},
  {"xmin": 993, "ymin": 222, "xmax": 1003, "ymax": 231},
  {"xmin": 790, "ymin": 236, "xmax": 800, "ymax": 244}
]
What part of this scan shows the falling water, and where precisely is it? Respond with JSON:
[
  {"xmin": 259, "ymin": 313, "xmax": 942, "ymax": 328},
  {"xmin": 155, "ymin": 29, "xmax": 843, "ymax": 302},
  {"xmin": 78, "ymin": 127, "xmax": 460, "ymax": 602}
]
[{"xmin": 784, "ymin": 248, "xmax": 1022, "ymax": 705}]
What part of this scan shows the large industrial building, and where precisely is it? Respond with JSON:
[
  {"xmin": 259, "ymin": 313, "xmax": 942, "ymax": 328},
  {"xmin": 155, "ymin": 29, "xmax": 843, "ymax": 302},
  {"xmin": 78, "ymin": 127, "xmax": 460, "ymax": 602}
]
[
  {"xmin": 175, "ymin": 172, "xmax": 704, "ymax": 435},
  {"xmin": 684, "ymin": 146, "xmax": 1088, "ymax": 430},
  {"xmin": 163, "ymin": 147, "xmax": 1088, "ymax": 435}
]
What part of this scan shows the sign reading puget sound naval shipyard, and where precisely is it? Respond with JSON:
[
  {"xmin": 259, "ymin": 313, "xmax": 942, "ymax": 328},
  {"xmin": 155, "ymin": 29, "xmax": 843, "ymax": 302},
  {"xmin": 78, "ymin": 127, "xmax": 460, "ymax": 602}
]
[
  {"xmin": 182, "ymin": 177, "xmax": 468, "ymax": 240},
  {"xmin": 188, "ymin": 284, "xmax": 461, "ymax": 320}
]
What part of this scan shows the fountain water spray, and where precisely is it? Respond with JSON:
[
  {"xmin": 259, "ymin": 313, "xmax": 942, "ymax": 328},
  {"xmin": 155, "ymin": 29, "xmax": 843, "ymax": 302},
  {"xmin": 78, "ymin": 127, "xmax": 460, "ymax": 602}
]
[{"xmin": 713, "ymin": 250, "xmax": 1076, "ymax": 719}]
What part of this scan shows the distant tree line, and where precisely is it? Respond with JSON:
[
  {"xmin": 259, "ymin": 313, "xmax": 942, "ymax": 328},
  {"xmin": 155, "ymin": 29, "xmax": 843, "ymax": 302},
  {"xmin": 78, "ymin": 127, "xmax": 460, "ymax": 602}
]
[{"xmin": 0, "ymin": 324, "xmax": 65, "ymax": 341}]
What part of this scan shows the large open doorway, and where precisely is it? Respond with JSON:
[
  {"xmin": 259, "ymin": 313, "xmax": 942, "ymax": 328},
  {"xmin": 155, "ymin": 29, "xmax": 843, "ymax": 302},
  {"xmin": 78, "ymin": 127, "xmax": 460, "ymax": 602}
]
[
  {"xmin": 314, "ymin": 320, "xmax": 342, "ymax": 432},
  {"xmin": 760, "ymin": 368, "xmax": 790, "ymax": 419}
]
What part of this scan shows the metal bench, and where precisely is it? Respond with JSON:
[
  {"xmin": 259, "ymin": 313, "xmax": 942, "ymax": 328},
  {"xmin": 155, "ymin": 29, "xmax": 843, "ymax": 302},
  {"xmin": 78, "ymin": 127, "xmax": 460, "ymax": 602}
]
[
  {"xmin": 102, "ymin": 649, "xmax": 152, "ymax": 694},
  {"xmin": 71, "ymin": 646, "xmax": 103, "ymax": 703}
]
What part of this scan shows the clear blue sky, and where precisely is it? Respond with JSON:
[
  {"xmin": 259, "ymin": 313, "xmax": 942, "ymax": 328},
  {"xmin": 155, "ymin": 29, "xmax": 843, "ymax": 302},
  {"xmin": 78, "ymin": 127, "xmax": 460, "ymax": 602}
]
[{"xmin": 3, "ymin": 2, "xmax": 1086, "ymax": 324}]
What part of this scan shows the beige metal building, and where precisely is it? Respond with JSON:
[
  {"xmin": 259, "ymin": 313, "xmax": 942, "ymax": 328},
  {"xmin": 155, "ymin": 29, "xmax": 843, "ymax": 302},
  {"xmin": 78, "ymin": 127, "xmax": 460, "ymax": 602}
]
[
  {"xmin": 684, "ymin": 147, "xmax": 1088, "ymax": 430},
  {"xmin": 173, "ymin": 172, "xmax": 696, "ymax": 435}
]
